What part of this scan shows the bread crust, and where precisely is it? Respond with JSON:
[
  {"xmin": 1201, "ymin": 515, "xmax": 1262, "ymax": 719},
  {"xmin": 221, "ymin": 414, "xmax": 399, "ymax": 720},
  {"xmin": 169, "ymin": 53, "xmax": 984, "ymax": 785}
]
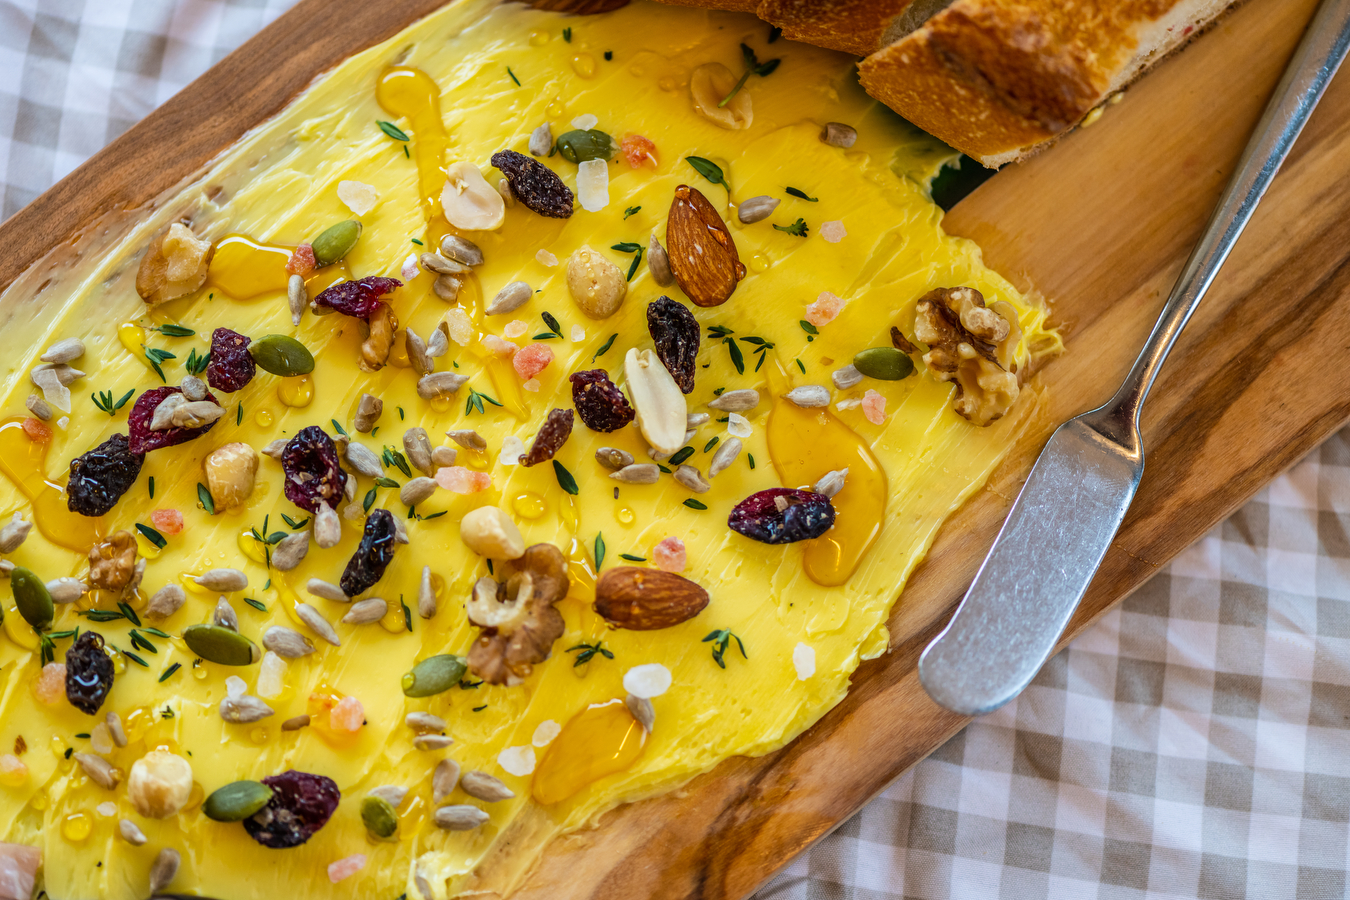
[
  {"xmin": 755, "ymin": 0, "xmax": 918, "ymax": 57},
  {"xmin": 649, "ymin": 0, "xmax": 760, "ymax": 11}
]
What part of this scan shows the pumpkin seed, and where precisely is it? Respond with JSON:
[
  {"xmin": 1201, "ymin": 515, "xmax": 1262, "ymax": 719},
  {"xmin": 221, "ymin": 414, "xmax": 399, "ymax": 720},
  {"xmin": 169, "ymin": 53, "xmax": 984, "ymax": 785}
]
[
  {"xmin": 182, "ymin": 624, "xmax": 261, "ymax": 666},
  {"xmin": 10, "ymin": 567, "xmax": 52, "ymax": 629},
  {"xmin": 311, "ymin": 220, "xmax": 362, "ymax": 267},
  {"xmin": 852, "ymin": 347, "xmax": 915, "ymax": 381},
  {"xmin": 555, "ymin": 129, "xmax": 615, "ymax": 164},
  {"xmin": 361, "ymin": 795, "xmax": 399, "ymax": 839},
  {"xmin": 203, "ymin": 780, "xmax": 273, "ymax": 821},
  {"xmin": 402, "ymin": 654, "xmax": 467, "ymax": 697},
  {"xmin": 248, "ymin": 334, "xmax": 315, "ymax": 377}
]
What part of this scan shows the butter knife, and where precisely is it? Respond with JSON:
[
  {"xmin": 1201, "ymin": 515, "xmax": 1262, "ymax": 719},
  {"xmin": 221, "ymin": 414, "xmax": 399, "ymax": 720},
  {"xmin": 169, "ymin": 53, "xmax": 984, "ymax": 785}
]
[{"xmin": 919, "ymin": 0, "xmax": 1350, "ymax": 717}]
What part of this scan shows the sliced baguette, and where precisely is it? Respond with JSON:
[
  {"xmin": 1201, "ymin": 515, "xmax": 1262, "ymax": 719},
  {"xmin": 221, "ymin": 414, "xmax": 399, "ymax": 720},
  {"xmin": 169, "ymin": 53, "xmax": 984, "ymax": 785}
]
[
  {"xmin": 754, "ymin": 0, "xmax": 926, "ymax": 57},
  {"xmin": 650, "ymin": 0, "xmax": 761, "ymax": 10},
  {"xmin": 859, "ymin": 0, "xmax": 1237, "ymax": 167}
]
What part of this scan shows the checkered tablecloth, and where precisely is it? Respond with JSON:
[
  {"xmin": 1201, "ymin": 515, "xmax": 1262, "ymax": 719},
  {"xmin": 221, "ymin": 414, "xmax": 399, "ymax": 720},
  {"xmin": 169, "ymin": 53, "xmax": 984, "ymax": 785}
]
[{"xmin": 5, "ymin": 3, "xmax": 1350, "ymax": 898}]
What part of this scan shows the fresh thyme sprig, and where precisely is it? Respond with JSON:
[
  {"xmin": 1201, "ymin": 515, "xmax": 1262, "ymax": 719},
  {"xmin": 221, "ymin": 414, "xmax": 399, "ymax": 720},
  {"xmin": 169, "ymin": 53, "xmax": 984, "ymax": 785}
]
[
  {"xmin": 567, "ymin": 640, "xmax": 614, "ymax": 667},
  {"xmin": 719, "ymin": 43, "xmax": 780, "ymax": 108},
  {"xmin": 702, "ymin": 629, "xmax": 748, "ymax": 669},
  {"xmin": 92, "ymin": 388, "xmax": 134, "ymax": 416}
]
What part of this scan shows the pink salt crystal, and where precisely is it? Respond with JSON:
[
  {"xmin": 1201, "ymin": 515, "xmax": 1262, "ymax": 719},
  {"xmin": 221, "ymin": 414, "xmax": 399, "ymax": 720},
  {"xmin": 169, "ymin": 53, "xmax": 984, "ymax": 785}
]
[
  {"xmin": 503, "ymin": 320, "xmax": 528, "ymax": 339},
  {"xmin": 653, "ymin": 537, "xmax": 687, "ymax": 573},
  {"xmin": 522, "ymin": 379, "xmax": 541, "ymax": 392},
  {"xmin": 33, "ymin": 663, "xmax": 65, "ymax": 705},
  {"xmin": 820, "ymin": 220, "xmax": 847, "ymax": 243},
  {"xmin": 327, "ymin": 854, "xmax": 367, "ymax": 884},
  {"xmin": 400, "ymin": 253, "xmax": 420, "ymax": 281},
  {"xmin": 329, "ymin": 696, "xmax": 365, "ymax": 734},
  {"xmin": 286, "ymin": 244, "xmax": 316, "ymax": 276},
  {"xmin": 435, "ymin": 467, "xmax": 492, "ymax": 494},
  {"xmin": 482, "ymin": 334, "xmax": 518, "ymax": 358},
  {"xmin": 0, "ymin": 843, "xmax": 40, "ymax": 900},
  {"xmin": 0, "ymin": 756, "xmax": 26, "ymax": 785},
  {"xmin": 150, "ymin": 508, "xmax": 184, "ymax": 535},
  {"xmin": 513, "ymin": 343, "xmax": 554, "ymax": 380},
  {"xmin": 805, "ymin": 291, "xmax": 845, "ymax": 326},
  {"xmin": 862, "ymin": 389, "xmax": 886, "ymax": 425}
]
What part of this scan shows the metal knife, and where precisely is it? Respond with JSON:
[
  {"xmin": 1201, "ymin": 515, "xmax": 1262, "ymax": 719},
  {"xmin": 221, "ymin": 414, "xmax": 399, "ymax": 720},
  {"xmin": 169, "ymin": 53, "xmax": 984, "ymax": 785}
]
[{"xmin": 919, "ymin": 0, "xmax": 1350, "ymax": 717}]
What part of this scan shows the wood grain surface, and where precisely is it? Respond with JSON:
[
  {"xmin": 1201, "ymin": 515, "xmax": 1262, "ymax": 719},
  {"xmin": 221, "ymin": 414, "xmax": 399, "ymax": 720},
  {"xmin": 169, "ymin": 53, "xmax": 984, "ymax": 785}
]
[{"xmin": 1, "ymin": 0, "xmax": 1345, "ymax": 896}]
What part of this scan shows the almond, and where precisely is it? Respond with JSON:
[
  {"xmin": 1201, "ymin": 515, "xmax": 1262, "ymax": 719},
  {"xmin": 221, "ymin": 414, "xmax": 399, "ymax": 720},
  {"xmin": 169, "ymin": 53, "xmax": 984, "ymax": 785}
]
[
  {"xmin": 594, "ymin": 566, "xmax": 709, "ymax": 630},
  {"xmin": 665, "ymin": 185, "xmax": 745, "ymax": 308}
]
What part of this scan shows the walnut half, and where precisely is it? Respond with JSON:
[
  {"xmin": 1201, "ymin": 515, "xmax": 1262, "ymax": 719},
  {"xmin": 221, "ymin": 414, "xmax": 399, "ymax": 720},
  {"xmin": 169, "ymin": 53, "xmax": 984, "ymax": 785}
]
[
  {"xmin": 914, "ymin": 287, "xmax": 1022, "ymax": 427},
  {"xmin": 466, "ymin": 543, "xmax": 568, "ymax": 686},
  {"xmin": 135, "ymin": 223, "xmax": 213, "ymax": 306},
  {"xmin": 89, "ymin": 530, "xmax": 138, "ymax": 592}
]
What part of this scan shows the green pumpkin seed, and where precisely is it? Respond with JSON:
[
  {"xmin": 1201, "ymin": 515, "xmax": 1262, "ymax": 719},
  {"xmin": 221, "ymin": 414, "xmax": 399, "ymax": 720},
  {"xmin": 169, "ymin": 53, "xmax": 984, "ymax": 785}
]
[
  {"xmin": 361, "ymin": 795, "xmax": 399, "ymax": 839},
  {"xmin": 401, "ymin": 654, "xmax": 467, "ymax": 697},
  {"xmin": 182, "ymin": 624, "xmax": 261, "ymax": 666},
  {"xmin": 311, "ymin": 220, "xmax": 362, "ymax": 267},
  {"xmin": 556, "ymin": 129, "xmax": 615, "ymax": 164},
  {"xmin": 203, "ymin": 780, "xmax": 273, "ymax": 821},
  {"xmin": 852, "ymin": 347, "xmax": 915, "ymax": 381},
  {"xmin": 10, "ymin": 567, "xmax": 52, "ymax": 630},
  {"xmin": 248, "ymin": 335, "xmax": 315, "ymax": 377}
]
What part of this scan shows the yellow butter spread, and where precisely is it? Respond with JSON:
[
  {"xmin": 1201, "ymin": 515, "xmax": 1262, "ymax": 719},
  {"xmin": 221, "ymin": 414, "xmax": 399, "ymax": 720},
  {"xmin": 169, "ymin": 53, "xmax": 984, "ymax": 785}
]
[{"xmin": 0, "ymin": 1, "xmax": 1058, "ymax": 897}]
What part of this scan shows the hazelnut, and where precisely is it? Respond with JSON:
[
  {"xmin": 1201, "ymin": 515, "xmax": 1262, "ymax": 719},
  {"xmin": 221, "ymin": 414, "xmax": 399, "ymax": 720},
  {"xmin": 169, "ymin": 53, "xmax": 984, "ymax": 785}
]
[
  {"xmin": 565, "ymin": 246, "xmax": 626, "ymax": 319},
  {"xmin": 203, "ymin": 442, "xmax": 259, "ymax": 511},
  {"xmin": 127, "ymin": 750, "xmax": 193, "ymax": 818},
  {"xmin": 459, "ymin": 507, "xmax": 525, "ymax": 560}
]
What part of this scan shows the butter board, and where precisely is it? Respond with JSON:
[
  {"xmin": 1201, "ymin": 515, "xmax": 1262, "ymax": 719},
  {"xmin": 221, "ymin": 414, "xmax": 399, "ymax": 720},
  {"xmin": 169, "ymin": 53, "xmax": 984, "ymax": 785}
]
[{"xmin": 0, "ymin": 0, "xmax": 1345, "ymax": 897}]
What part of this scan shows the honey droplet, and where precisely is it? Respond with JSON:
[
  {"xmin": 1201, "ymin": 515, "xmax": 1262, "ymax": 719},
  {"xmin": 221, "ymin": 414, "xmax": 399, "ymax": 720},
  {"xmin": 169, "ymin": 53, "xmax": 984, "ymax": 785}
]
[
  {"xmin": 249, "ymin": 727, "xmax": 270, "ymax": 745},
  {"xmin": 388, "ymin": 337, "xmax": 411, "ymax": 369},
  {"xmin": 533, "ymin": 700, "xmax": 646, "ymax": 806},
  {"xmin": 184, "ymin": 781, "xmax": 205, "ymax": 812},
  {"xmin": 545, "ymin": 100, "xmax": 565, "ymax": 118},
  {"xmin": 192, "ymin": 665, "xmax": 207, "ymax": 681},
  {"xmin": 125, "ymin": 708, "xmax": 155, "ymax": 742},
  {"xmin": 110, "ymin": 652, "xmax": 127, "ymax": 675},
  {"xmin": 428, "ymin": 395, "xmax": 454, "ymax": 413},
  {"xmin": 628, "ymin": 65, "xmax": 645, "ymax": 77},
  {"xmin": 380, "ymin": 601, "xmax": 408, "ymax": 634},
  {"xmin": 513, "ymin": 492, "xmax": 547, "ymax": 520},
  {"xmin": 377, "ymin": 67, "xmax": 449, "ymax": 217},
  {"xmin": 560, "ymin": 493, "xmax": 579, "ymax": 534},
  {"xmin": 571, "ymin": 53, "xmax": 597, "ymax": 79},
  {"xmin": 529, "ymin": 30, "xmax": 549, "ymax": 46},
  {"xmin": 180, "ymin": 573, "xmax": 213, "ymax": 595},
  {"xmin": 398, "ymin": 794, "xmax": 426, "ymax": 840},
  {"xmin": 3, "ymin": 607, "xmax": 39, "ymax": 651},
  {"xmin": 254, "ymin": 408, "xmax": 275, "ymax": 428},
  {"xmin": 0, "ymin": 418, "xmax": 103, "ymax": 552},
  {"xmin": 48, "ymin": 736, "xmax": 65, "ymax": 759},
  {"xmin": 277, "ymin": 375, "xmax": 313, "ymax": 408},
  {"xmin": 617, "ymin": 507, "xmax": 635, "ymax": 526},
  {"xmin": 117, "ymin": 322, "xmax": 147, "ymax": 363},
  {"xmin": 207, "ymin": 234, "xmax": 293, "ymax": 300},
  {"xmin": 749, "ymin": 253, "xmax": 771, "ymax": 273},
  {"xmin": 464, "ymin": 450, "xmax": 488, "ymax": 471},
  {"xmin": 238, "ymin": 529, "xmax": 268, "ymax": 564},
  {"xmin": 29, "ymin": 793, "xmax": 47, "ymax": 811},
  {"xmin": 61, "ymin": 812, "xmax": 92, "ymax": 842}
]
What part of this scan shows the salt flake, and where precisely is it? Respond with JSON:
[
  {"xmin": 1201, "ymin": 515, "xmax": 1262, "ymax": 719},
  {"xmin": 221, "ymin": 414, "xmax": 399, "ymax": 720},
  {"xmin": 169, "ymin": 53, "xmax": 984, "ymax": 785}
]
[
  {"xmin": 571, "ymin": 114, "xmax": 599, "ymax": 130},
  {"xmin": 482, "ymin": 334, "xmax": 519, "ymax": 357},
  {"xmin": 225, "ymin": 675, "xmax": 247, "ymax": 699},
  {"xmin": 532, "ymin": 720, "xmax": 561, "ymax": 747},
  {"xmin": 257, "ymin": 651, "xmax": 286, "ymax": 699},
  {"xmin": 328, "ymin": 854, "xmax": 367, "ymax": 884},
  {"xmin": 337, "ymin": 180, "xmax": 379, "ymax": 216},
  {"xmin": 500, "ymin": 435, "xmax": 525, "ymax": 466},
  {"xmin": 31, "ymin": 367, "xmax": 69, "ymax": 413},
  {"xmin": 435, "ymin": 467, "xmax": 492, "ymax": 494},
  {"xmin": 444, "ymin": 308, "xmax": 474, "ymax": 346},
  {"xmin": 623, "ymin": 664, "xmax": 672, "ymax": 699},
  {"xmin": 727, "ymin": 413, "xmax": 752, "ymax": 439},
  {"xmin": 536, "ymin": 249, "xmax": 558, "ymax": 267},
  {"xmin": 503, "ymin": 320, "xmax": 529, "ymax": 339},
  {"xmin": 836, "ymin": 398, "xmax": 862, "ymax": 411},
  {"xmin": 570, "ymin": 324, "xmax": 586, "ymax": 343},
  {"xmin": 96, "ymin": 801, "xmax": 117, "ymax": 818},
  {"xmin": 577, "ymin": 159, "xmax": 610, "ymax": 212},
  {"xmin": 401, "ymin": 253, "xmax": 421, "ymax": 281},
  {"xmin": 522, "ymin": 378, "xmax": 541, "ymax": 392},
  {"xmin": 498, "ymin": 745, "xmax": 536, "ymax": 777},
  {"xmin": 820, "ymin": 220, "xmax": 847, "ymax": 243},
  {"xmin": 793, "ymin": 642, "xmax": 816, "ymax": 680},
  {"xmin": 862, "ymin": 389, "xmax": 887, "ymax": 425},
  {"xmin": 805, "ymin": 291, "xmax": 845, "ymax": 326}
]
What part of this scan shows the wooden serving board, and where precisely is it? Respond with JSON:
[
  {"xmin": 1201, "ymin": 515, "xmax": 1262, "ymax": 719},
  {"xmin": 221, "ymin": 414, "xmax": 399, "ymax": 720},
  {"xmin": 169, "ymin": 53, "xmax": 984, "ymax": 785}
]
[{"xmin": 2, "ymin": 0, "xmax": 1348, "ymax": 895}]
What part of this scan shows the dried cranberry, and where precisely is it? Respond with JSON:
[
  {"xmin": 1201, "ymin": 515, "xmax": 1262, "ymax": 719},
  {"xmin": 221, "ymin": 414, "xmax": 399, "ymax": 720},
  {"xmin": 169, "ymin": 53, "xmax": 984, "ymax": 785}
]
[
  {"xmin": 521, "ymin": 408, "xmax": 575, "ymax": 467},
  {"xmin": 127, "ymin": 386, "xmax": 221, "ymax": 454},
  {"xmin": 340, "ymin": 508, "xmax": 397, "ymax": 597},
  {"xmin": 243, "ymin": 770, "xmax": 340, "ymax": 849},
  {"xmin": 570, "ymin": 370, "xmax": 635, "ymax": 432},
  {"xmin": 67, "ymin": 433, "xmax": 143, "ymax": 517},
  {"xmin": 491, "ymin": 150, "xmax": 574, "ymax": 218},
  {"xmin": 728, "ymin": 488, "xmax": 836, "ymax": 544},
  {"xmin": 65, "ymin": 631, "xmax": 114, "ymax": 714},
  {"xmin": 647, "ymin": 296, "xmax": 700, "ymax": 394},
  {"xmin": 206, "ymin": 327, "xmax": 255, "ymax": 393},
  {"xmin": 281, "ymin": 426, "xmax": 348, "ymax": 514},
  {"xmin": 313, "ymin": 277, "xmax": 400, "ymax": 320}
]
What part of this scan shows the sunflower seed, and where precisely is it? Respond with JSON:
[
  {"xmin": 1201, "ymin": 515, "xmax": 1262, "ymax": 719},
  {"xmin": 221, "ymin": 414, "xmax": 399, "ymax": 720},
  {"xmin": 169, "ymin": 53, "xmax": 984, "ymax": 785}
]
[
  {"xmin": 149, "ymin": 848, "xmax": 180, "ymax": 894},
  {"xmin": 433, "ymin": 758, "xmax": 461, "ymax": 803},
  {"xmin": 707, "ymin": 436, "xmax": 742, "ymax": 478},
  {"xmin": 118, "ymin": 819, "xmax": 147, "ymax": 845},
  {"xmin": 148, "ymin": 393, "xmax": 187, "ymax": 430},
  {"xmin": 400, "ymin": 477, "xmax": 436, "ymax": 507},
  {"xmin": 447, "ymin": 429, "xmax": 486, "ymax": 451},
  {"xmin": 212, "ymin": 597, "xmax": 239, "ymax": 631},
  {"xmin": 145, "ymin": 584, "xmax": 186, "ymax": 619},
  {"xmin": 485, "ymin": 281, "xmax": 531, "ymax": 316},
  {"xmin": 431, "ymin": 445, "xmax": 457, "ymax": 467},
  {"xmin": 30, "ymin": 363, "xmax": 83, "ymax": 387},
  {"xmin": 647, "ymin": 233, "xmax": 673, "ymax": 286},
  {"xmin": 405, "ymin": 326, "xmax": 434, "ymax": 375},
  {"xmin": 195, "ymin": 568, "xmax": 247, "ymax": 592},
  {"xmin": 426, "ymin": 324, "xmax": 450, "ymax": 359},
  {"xmin": 344, "ymin": 441, "xmax": 383, "ymax": 478},
  {"xmin": 625, "ymin": 692, "xmax": 655, "ymax": 732},
  {"xmin": 105, "ymin": 711, "xmax": 127, "ymax": 748},
  {"xmin": 708, "ymin": 388, "xmax": 759, "ymax": 412},
  {"xmin": 434, "ymin": 804, "xmax": 488, "ymax": 831},
  {"xmin": 403, "ymin": 428, "xmax": 433, "ymax": 475},
  {"xmin": 369, "ymin": 785, "xmax": 408, "ymax": 808},
  {"xmin": 262, "ymin": 625, "xmax": 315, "ymax": 658},
  {"xmin": 813, "ymin": 468, "xmax": 848, "ymax": 499},
  {"xmin": 737, "ymin": 195, "xmax": 780, "ymax": 224},
  {"xmin": 414, "ymin": 734, "xmax": 454, "ymax": 751},
  {"xmin": 419, "ymin": 252, "xmax": 469, "ymax": 277},
  {"xmin": 170, "ymin": 400, "xmax": 225, "ymax": 428},
  {"xmin": 459, "ymin": 771, "xmax": 514, "ymax": 803},
  {"xmin": 306, "ymin": 577, "xmax": 347, "ymax": 602},
  {"xmin": 417, "ymin": 372, "xmax": 468, "ymax": 400},
  {"xmin": 418, "ymin": 566, "xmax": 437, "ymax": 618},
  {"xmin": 24, "ymin": 394, "xmax": 51, "ymax": 421},
  {"xmin": 407, "ymin": 711, "xmax": 446, "ymax": 732},
  {"xmin": 674, "ymin": 464, "xmax": 711, "ymax": 493},
  {"xmin": 785, "ymin": 385, "xmax": 831, "ymax": 408},
  {"xmin": 41, "ymin": 338, "xmax": 85, "ymax": 364},
  {"xmin": 439, "ymin": 234, "xmax": 484, "ymax": 267},
  {"xmin": 180, "ymin": 375, "xmax": 208, "ymax": 401},
  {"xmin": 74, "ymin": 752, "xmax": 119, "ymax": 789},
  {"xmin": 820, "ymin": 122, "xmax": 858, "ymax": 148},
  {"xmin": 296, "ymin": 602, "xmax": 340, "ymax": 646},
  {"xmin": 529, "ymin": 122, "xmax": 553, "ymax": 156},
  {"xmin": 433, "ymin": 274, "xmax": 463, "ymax": 301},
  {"xmin": 220, "ymin": 693, "xmax": 274, "ymax": 723},
  {"xmin": 261, "ymin": 438, "xmax": 287, "ymax": 460},
  {"xmin": 272, "ymin": 531, "xmax": 309, "ymax": 572},
  {"xmin": 686, "ymin": 412, "xmax": 710, "ymax": 428},
  {"xmin": 287, "ymin": 274, "xmax": 307, "ymax": 326},
  {"xmin": 609, "ymin": 463, "xmax": 660, "ymax": 484},
  {"xmin": 0, "ymin": 513, "xmax": 31, "ymax": 553},
  {"xmin": 314, "ymin": 502, "xmax": 341, "ymax": 549},
  {"xmin": 595, "ymin": 447, "xmax": 634, "ymax": 470},
  {"xmin": 392, "ymin": 513, "xmax": 409, "ymax": 545},
  {"xmin": 342, "ymin": 597, "xmax": 387, "ymax": 625},
  {"xmin": 832, "ymin": 364, "xmax": 863, "ymax": 390},
  {"xmin": 354, "ymin": 393, "xmax": 382, "ymax": 433}
]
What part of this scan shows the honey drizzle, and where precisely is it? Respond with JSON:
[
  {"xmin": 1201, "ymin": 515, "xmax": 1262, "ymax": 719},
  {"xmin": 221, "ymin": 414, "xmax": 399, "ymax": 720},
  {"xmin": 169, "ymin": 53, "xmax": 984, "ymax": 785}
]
[
  {"xmin": 532, "ymin": 699, "xmax": 646, "ymax": 805},
  {"xmin": 0, "ymin": 418, "xmax": 103, "ymax": 552}
]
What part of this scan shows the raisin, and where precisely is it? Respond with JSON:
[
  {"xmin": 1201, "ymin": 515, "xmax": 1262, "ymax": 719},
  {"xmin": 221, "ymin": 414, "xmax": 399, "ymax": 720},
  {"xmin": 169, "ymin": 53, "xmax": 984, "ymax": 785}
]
[
  {"xmin": 728, "ymin": 488, "xmax": 836, "ymax": 544},
  {"xmin": 127, "ymin": 386, "xmax": 222, "ymax": 454},
  {"xmin": 339, "ymin": 508, "xmax": 397, "ymax": 597},
  {"xmin": 67, "ymin": 433, "xmax": 144, "ymax": 517},
  {"xmin": 647, "ymin": 296, "xmax": 700, "ymax": 394},
  {"xmin": 65, "ymin": 631, "xmax": 114, "ymax": 715},
  {"xmin": 281, "ymin": 426, "xmax": 348, "ymax": 514},
  {"xmin": 243, "ymin": 770, "xmax": 340, "ymax": 849},
  {"xmin": 313, "ymin": 276, "xmax": 401, "ymax": 320},
  {"xmin": 570, "ymin": 370, "xmax": 635, "ymax": 432},
  {"xmin": 206, "ymin": 327, "xmax": 255, "ymax": 393},
  {"xmin": 491, "ymin": 150, "xmax": 574, "ymax": 219},
  {"xmin": 521, "ymin": 408, "xmax": 575, "ymax": 467}
]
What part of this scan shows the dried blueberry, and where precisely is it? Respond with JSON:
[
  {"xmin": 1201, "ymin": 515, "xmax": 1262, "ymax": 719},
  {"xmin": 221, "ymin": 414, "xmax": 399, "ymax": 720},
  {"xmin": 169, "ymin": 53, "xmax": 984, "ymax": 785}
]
[
  {"xmin": 728, "ymin": 488, "xmax": 836, "ymax": 544},
  {"xmin": 340, "ymin": 508, "xmax": 397, "ymax": 597},
  {"xmin": 491, "ymin": 150, "xmax": 574, "ymax": 219},
  {"xmin": 570, "ymin": 370, "xmax": 635, "ymax": 432},
  {"xmin": 313, "ymin": 276, "xmax": 400, "ymax": 320},
  {"xmin": 67, "ymin": 433, "xmax": 144, "ymax": 517},
  {"xmin": 281, "ymin": 425, "xmax": 348, "ymax": 514},
  {"xmin": 65, "ymin": 631, "xmax": 114, "ymax": 715},
  {"xmin": 521, "ymin": 408, "xmax": 575, "ymax": 467},
  {"xmin": 127, "ymin": 386, "xmax": 221, "ymax": 454},
  {"xmin": 242, "ymin": 770, "xmax": 340, "ymax": 849},
  {"xmin": 206, "ymin": 327, "xmax": 255, "ymax": 393},
  {"xmin": 647, "ymin": 296, "xmax": 700, "ymax": 394}
]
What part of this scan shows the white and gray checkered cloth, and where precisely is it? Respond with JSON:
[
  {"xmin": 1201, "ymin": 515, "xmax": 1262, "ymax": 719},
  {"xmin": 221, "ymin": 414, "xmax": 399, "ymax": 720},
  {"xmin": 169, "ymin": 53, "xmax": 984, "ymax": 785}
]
[{"xmin": 5, "ymin": 3, "xmax": 1350, "ymax": 898}]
